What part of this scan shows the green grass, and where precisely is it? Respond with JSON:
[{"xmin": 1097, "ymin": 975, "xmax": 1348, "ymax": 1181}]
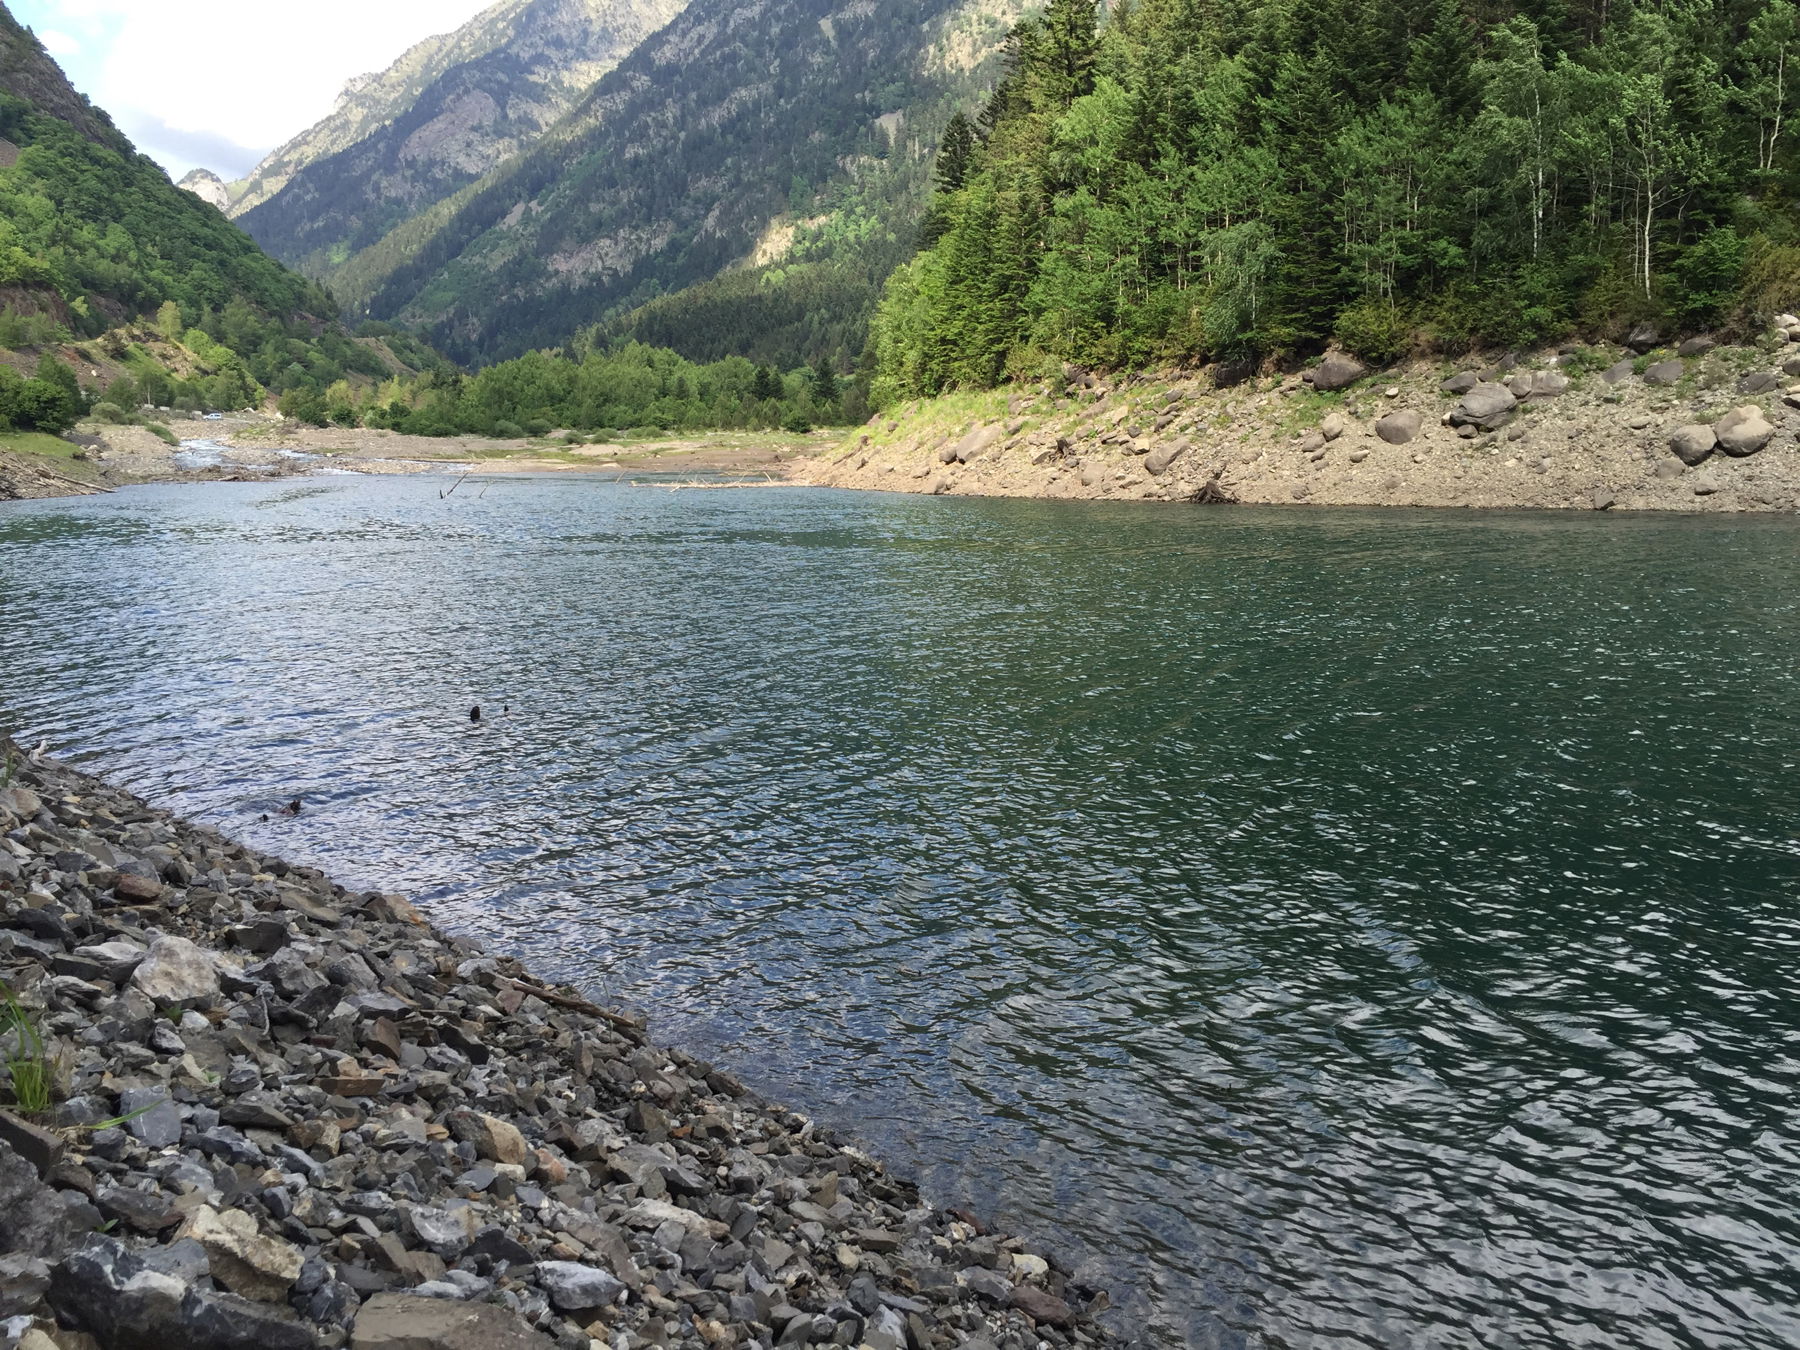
[{"xmin": 1, "ymin": 983, "xmax": 51, "ymax": 1117}]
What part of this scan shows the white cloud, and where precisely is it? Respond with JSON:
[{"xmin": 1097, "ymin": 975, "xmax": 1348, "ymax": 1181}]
[{"xmin": 11, "ymin": 0, "xmax": 497, "ymax": 178}]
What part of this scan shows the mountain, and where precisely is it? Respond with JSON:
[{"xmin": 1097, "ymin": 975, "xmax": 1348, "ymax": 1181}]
[
  {"xmin": 298, "ymin": 0, "xmax": 1026, "ymax": 370},
  {"xmin": 225, "ymin": 0, "xmax": 686, "ymax": 278},
  {"xmin": 177, "ymin": 168, "xmax": 228, "ymax": 209},
  {"xmin": 0, "ymin": 2, "xmax": 440, "ymax": 422}
]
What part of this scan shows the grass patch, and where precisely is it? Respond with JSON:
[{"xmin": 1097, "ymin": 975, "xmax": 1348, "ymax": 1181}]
[{"xmin": 1, "ymin": 982, "xmax": 52, "ymax": 1117}]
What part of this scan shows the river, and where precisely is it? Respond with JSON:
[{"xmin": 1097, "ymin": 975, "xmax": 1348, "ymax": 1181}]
[{"xmin": 4, "ymin": 474, "xmax": 1798, "ymax": 1348}]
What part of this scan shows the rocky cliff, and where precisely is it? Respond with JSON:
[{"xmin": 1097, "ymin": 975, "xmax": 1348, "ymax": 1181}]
[{"xmin": 176, "ymin": 169, "xmax": 229, "ymax": 210}]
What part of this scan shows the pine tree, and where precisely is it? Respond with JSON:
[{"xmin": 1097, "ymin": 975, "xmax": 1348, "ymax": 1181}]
[{"xmin": 936, "ymin": 113, "xmax": 977, "ymax": 192}]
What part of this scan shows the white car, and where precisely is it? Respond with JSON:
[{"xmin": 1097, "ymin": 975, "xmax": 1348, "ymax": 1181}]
[{"xmin": 202, "ymin": 413, "xmax": 224, "ymax": 421}]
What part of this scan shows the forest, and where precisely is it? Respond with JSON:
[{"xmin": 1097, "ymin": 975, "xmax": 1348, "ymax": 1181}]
[
  {"xmin": 871, "ymin": 0, "xmax": 1800, "ymax": 402},
  {"xmin": 275, "ymin": 339, "xmax": 855, "ymax": 437}
]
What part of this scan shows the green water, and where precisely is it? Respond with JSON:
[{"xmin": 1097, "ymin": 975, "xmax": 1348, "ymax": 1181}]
[{"xmin": 4, "ymin": 476, "xmax": 1799, "ymax": 1348}]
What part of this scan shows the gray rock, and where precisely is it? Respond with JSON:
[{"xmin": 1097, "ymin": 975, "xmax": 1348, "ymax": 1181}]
[
  {"xmin": 961, "ymin": 1266, "xmax": 1013, "ymax": 1304},
  {"xmin": 1439, "ymin": 371, "xmax": 1479, "ymax": 395},
  {"xmin": 536, "ymin": 1260, "xmax": 625, "ymax": 1312},
  {"xmin": 1677, "ymin": 335, "xmax": 1715, "ymax": 357},
  {"xmin": 343, "ymin": 1296, "xmax": 554, "ymax": 1350},
  {"xmin": 1643, "ymin": 359, "xmax": 1685, "ymax": 386},
  {"xmin": 1590, "ymin": 489, "xmax": 1616, "ymax": 511},
  {"xmin": 1738, "ymin": 371, "xmax": 1782, "ymax": 394},
  {"xmin": 1320, "ymin": 413, "xmax": 1346, "ymax": 441},
  {"xmin": 1601, "ymin": 359, "xmax": 1636, "ymax": 384},
  {"xmin": 1144, "ymin": 439, "xmax": 1187, "ymax": 476},
  {"xmin": 0, "ymin": 1253, "xmax": 49, "ymax": 1319},
  {"xmin": 1715, "ymin": 405, "xmax": 1774, "ymax": 457},
  {"xmin": 131, "ymin": 934, "xmax": 219, "ymax": 1007},
  {"xmin": 1625, "ymin": 322, "xmax": 1661, "ymax": 351},
  {"xmin": 1307, "ymin": 353, "xmax": 1368, "ymax": 391},
  {"xmin": 1528, "ymin": 371, "xmax": 1569, "ymax": 399},
  {"xmin": 72, "ymin": 939, "xmax": 146, "ymax": 983},
  {"xmin": 1450, "ymin": 383, "xmax": 1516, "ymax": 428},
  {"xmin": 1668, "ymin": 425, "xmax": 1718, "ymax": 466},
  {"xmin": 1375, "ymin": 410, "xmax": 1422, "ymax": 445}
]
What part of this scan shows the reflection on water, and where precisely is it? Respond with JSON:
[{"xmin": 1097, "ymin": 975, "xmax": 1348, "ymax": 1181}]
[{"xmin": 4, "ymin": 477, "xmax": 1800, "ymax": 1349}]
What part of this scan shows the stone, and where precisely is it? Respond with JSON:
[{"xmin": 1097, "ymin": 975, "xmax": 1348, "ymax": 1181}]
[
  {"xmin": 1528, "ymin": 371, "xmax": 1568, "ymax": 399},
  {"xmin": 1450, "ymin": 383, "xmax": 1516, "ymax": 428},
  {"xmin": 96, "ymin": 1185, "xmax": 181, "ymax": 1234},
  {"xmin": 952, "ymin": 425, "xmax": 1003, "ymax": 463},
  {"xmin": 1144, "ymin": 440, "xmax": 1186, "ymax": 476},
  {"xmin": 936, "ymin": 445, "xmax": 957, "ymax": 464},
  {"xmin": 1440, "ymin": 371, "xmax": 1479, "ymax": 395},
  {"xmin": 1738, "ymin": 371, "xmax": 1782, "ymax": 394},
  {"xmin": 174, "ymin": 1203, "xmax": 305, "ymax": 1301},
  {"xmin": 449, "ymin": 1111, "xmax": 527, "ymax": 1164},
  {"xmin": 0, "ymin": 1113, "xmax": 63, "ymax": 1178},
  {"xmin": 1600, "ymin": 359, "xmax": 1636, "ymax": 385},
  {"xmin": 71, "ymin": 940, "xmax": 145, "ymax": 982},
  {"xmin": 1625, "ymin": 322, "xmax": 1661, "ymax": 351},
  {"xmin": 220, "ymin": 1091, "xmax": 294, "ymax": 1130},
  {"xmin": 1677, "ymin": 335, "xmax": 1715, "ymax": 357},
  {"xmin": 0, "ymin": 1139, "xmax": 86, "ymax": 1259},
  {"xmin": 1375, "ymin": 410, "xmax": 1421, "ymax": 445},
  {"xmin": 1320, "ymin": 413, "xmax": 1346, "ymax": 441},
  {"xmin": 1348, "ymin": 448, "xmax": 1369, "ymax": 463},
  {"xmin": 402, "ymin": 1205, "xmax": 473, "ymax": 1260},
  {"xmin": 1668, "ymin": 425, "xmax": 1717, "ymax": 466},
  {"xmin": 1213, "ymin": 356, "xmax": 1255, "ymax": 388},
  {"xmin": 130, "ymin": 934, "xmax": 218, "ymax": 1007},
  {"xmin": 961, "ymin": 1267, "xmax": 1013, "ymax": 1304},
  {"xmin": 1306, "ymin": 353, "xmax": 1367, "ymax": 391},
  {"xmin": 1642, "ymin": 359, "xmax": 1685, "ymax": 386},
  {"xmin": 350, "ymin": 1292, "xmax": 557, "ymax": 1350},
  {"xmin": 1714, "ymin": 405, "xmax": 1774, "ymax": 457},
  {"xmin": 1011, "ymin": 1284, "xmax": 1074, "ymax": 1326},
  {"xmin": 1590, "ymin": 489, "xmax": 1616, "ymax": 512},
  {"xmin": 1298, "ymin": 430, "xmax": 1326, "ymax": 455},
  {"xmin": 112, "ymin": 874, "xmax": 164, "ymax": 905},
  {"xmin": 536, "ymin": 1261, "xmax": 625, "ymax": 1312},
  {"xmin": 0, "ymin": 1252, "xmax": 49, "ymax": 1319}
]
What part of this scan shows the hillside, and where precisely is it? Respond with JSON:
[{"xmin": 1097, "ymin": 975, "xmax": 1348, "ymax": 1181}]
[
  {"xmin": 0, "ymin": 2, "xmax": 442, "ymax": 457},
  {"xmin": 226, "ymin": 0, "xmax": 687, "ymax": 278},
  {"xmin": 321, "ymin": 0, "xmax": 1024, "ymax": 370},
  {"xmin": 870, "ymin": 0, "xmax": 1800, "ymax": 400}
]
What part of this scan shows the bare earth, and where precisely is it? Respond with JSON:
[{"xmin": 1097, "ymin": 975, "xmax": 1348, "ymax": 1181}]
[{"xmin": 796, "ymin": 344, "xmax": 1800, "ymax": 514}]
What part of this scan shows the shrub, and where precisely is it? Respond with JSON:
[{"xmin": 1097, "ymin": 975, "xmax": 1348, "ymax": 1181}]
[
  {"xmin": 88, "ymin": 401, "xmax": 129, "ymax": 424},
  {"xmin": 146, "ymin": 423, "xmax": 176, "ymax": 445},
  {"xmin": 492, "ymin": 420, "xmax": 524, "ymax": 439},
  {"xmin": 1334, "ymin": 298, "xmax": 1412, "ymax": 364},
  {"xmin": 782, "ymin": 411, "xmax": 814, "ymax": 434},
  {"xmin": 524, "ymin": 418, "xmax": 553, "ymax": 437}
]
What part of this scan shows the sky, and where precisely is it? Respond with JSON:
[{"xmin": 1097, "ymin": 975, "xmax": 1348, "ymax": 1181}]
[{"xmin": 12, "ymin": 0, "xmax": 495, "ymax": 181}]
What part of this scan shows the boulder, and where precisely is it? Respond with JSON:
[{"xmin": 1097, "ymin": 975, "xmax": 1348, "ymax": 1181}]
[
  {"xmin": 1625, "ymin": 322, "xmax": 1661, "ymax": 351},
  {"xmin": 1505, "ymin": 372, "xmax": 1536, "ymax": 398},
  {"xmin": 1677, "ymin": 335, "xmax": 1715, "ymax": 357},
  {"xmin": 1737, "ymin": 371, "xmax": 1781, "ymax": 394},
  {"xmin": 1320, "ymin": 413, "xmax": 1346, "ymax": 441},
  {"xmin": 1600, "ymin": 358, "xmax": 1636, "ymax": 385},
  {"xmin": 1212, "ymin": 357, "xmax": 1255, "ymax": 388},
  {"xmin": 952, "ymin": 424, "xmax": 1003, "ymax": 463},
  {"xmin": 350, "ymin": 1293, "xmax": 557, "ymax": 1350},
  {"xmin": 1299, "ymin": 430, "xmax": 1326, "ymax": 455},
  {"xmin": 1375, "ymin": 410, "xmax": 1422, "ymax": 445},
  {"xmin": 1668, "ymin": 425, "xmax": 1717, "ymax": 466},
  {"xmin": 1450, "ymin": 382, "xmax": 1516, "ymax": 428},
  {"xmin": 1439, "ymin": 371, "xmax": 1479, "ymax": 395},
  {"xmin": 174, "ymin": 1204, "xmax": 305, "ymax": 1301},
  {"xmin": 1527, "ymin": 371, "xmax": 1569, "ymax": 399},
  {"xmin": 1590, "ymin": 489, "xmax": 1616, "ymax": 511},
  {"xmin": 51, "ymin": 1237, "xmax": 315, "ymax": 1350},
  {"xmin": 1144, "ymin": 440, "xmax": 1188, "ymax": 476},
  {"xmin": 1714, "ymin": 405, "xmax": 1774, "ymax": 457},
  {"xmin": 1306, "ymin": 353, "xmax": 1367, "ymax": 391},
  {"xmin": 1783, "ymin": 357, "xmax": 1800, "ymax": 377},
  {"xmin": 130, "ymin": 934, "xmax": 219, "ymax": 1007},
  {"xmin": 1642, "ymin": 359, "xmax": 1685, "ymax": 386},
  {"xmin": 936, "ymin": 445, "xmax": 957, "ymax": 464}
]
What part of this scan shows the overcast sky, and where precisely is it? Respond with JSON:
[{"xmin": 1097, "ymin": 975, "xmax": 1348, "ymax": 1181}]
[{"xmin": 13, "ymin": 0, "xmax": 495, "ymax": 180}]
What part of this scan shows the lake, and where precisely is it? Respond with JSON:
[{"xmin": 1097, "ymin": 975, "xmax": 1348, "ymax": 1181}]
[{"xmin": 4, "ymin": 474, "xmax": 1799, "ymax": 1348}]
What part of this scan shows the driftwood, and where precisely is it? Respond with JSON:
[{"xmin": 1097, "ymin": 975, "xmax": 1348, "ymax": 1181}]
[
  {"xmin": 1186, "ymin": 475, "xmax": 1238, "ymax": 505},
  {"xmin": 504, "ymin": 978, "xmax": 643, "ymax": 1032}
]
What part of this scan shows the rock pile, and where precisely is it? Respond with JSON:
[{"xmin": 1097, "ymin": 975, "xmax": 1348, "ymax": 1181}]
[{"xmin": 0, "ymin": 743, "xmax": 1122, "ymax": 1350}]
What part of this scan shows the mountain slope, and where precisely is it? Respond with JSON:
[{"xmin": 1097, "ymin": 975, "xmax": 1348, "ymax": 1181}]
[
  {"xmin": 229, "ymin": 0, "xmax": 686, "ymax": 277},
  {"xmin": 334, "ymin": 0, "xmax": 1024, "ymax": 368},
  {"xmin": 0, "ymin": 2, "xmax": 439, "ymax": 417}
]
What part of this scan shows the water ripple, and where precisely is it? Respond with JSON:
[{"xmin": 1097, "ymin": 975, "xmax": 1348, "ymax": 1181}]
[{"xmin": 4, "ymin": 479, "xmax": 1800, "ymax": 1348}]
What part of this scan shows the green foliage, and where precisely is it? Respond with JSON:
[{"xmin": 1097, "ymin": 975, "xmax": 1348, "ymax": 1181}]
[
  {"xmin": 0, "ymin": 982, "xmax": 51, "ymax": 1117},
  {"xmin": 1334, "ymin": 299, "xmax": 1412, "ymax": 364},
  {"xmin": 146, "ymin": 422, "xmax": 175, "ymax": 445},
  {"xmin": 872, "ymin": 0, "xmax": 1800, "ymax": 402}
]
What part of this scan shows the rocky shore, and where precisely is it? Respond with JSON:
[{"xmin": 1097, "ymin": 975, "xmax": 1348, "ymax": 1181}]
[
  {"xmin": 0, "ymin": 738, "xmax": 1121, "ymax": 1350},
  {"xmin": 800, "ymin": 326, "xmax": 1800, "ymax": 513}
]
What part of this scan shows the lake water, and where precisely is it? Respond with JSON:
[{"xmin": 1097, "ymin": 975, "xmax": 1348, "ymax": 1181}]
[{"xmin": 4, "ymin": 475, "xmax": 1799, "ymax": 1349}]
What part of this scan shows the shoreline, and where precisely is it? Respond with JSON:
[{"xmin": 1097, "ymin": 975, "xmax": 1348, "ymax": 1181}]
[
  {"xmin": 0, "ymin": 737, "xmax": 1124, "ymax": 1350},
  {"xmin": 794, "ymin": 344, "xmax": 1800, "ymax": 514}
]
